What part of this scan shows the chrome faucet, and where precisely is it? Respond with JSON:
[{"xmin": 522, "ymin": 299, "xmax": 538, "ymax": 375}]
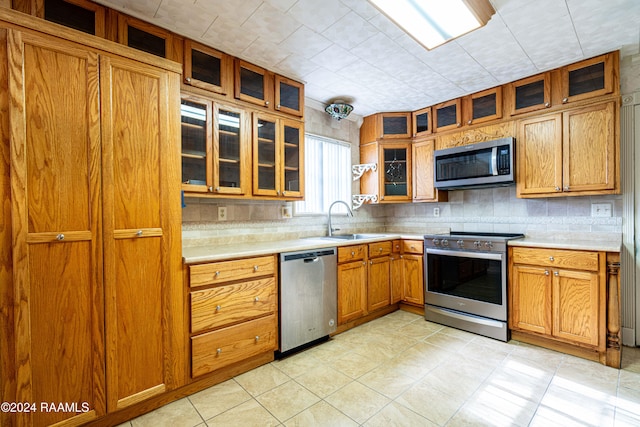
[{"xmin": 328, "ymin": 200, "xmax": 354, "ymax": 236}]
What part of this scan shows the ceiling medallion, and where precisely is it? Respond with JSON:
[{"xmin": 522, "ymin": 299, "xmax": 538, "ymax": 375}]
[{"xmin": 325, "ymin": 101, "xmax": 354, "ymax": 121}]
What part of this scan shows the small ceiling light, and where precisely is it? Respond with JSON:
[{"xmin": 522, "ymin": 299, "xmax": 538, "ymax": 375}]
[
  {"xmin": 367, "ymin": 0, "xmax": 495, "ymax": 50},
  {"xmin": 325, "ymin": 101, "xmax": 354, "ymax": 121}
]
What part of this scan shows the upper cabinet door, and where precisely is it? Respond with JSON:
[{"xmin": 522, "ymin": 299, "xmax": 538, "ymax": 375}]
[
  {"xmin": 561, "ymin": 53, "xmax": 616, "ymax": 104},
  {"xmin": 235, "ymin": 60, "xmax": 273, "ymax": 109},
  {"xmin": 434, "ymin": 99, "xmax": 461, "ymax": 132},
  {"xmin": 214, "ymin": 103, "xmax": 250, "ymax": 195},
  {"xmin": 412, "ymin": 106, "xmax": 432, "ymax": 137},
  {"xmin": 275, "ymin": 75, "xmax": 304, "ymax": 116},
  {"xmin": 184, "ymin": 40, "xmax": 232, "ymax": 96},
  {"xmin": 380, "ymin": 112, "xmax": 412, "ymax": 139},
  {"xmin": 41, "ymin": 0, "xmax": 106, "ymax": 37},
  {"xmin": 117, "ymin": 14, "xmax": 179, "ymax": 61},
  {"xmin": 509, "ymin": 72, "xmax": 551, "ymax": 116},
  {"xmin": 280, "ymin": 118, "xmax": 304, "ymax": 198},
  {"xmin": 180, "ymin": 96, "xmax": 213, "ymax": 193},
  {"xmin": 466, "ymin": 86, "xmax": 502, "ymax": 126}
]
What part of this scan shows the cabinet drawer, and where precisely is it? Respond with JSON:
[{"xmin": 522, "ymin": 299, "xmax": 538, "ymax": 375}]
[
  {"xmin": 190, "ymin": 255, "xmax": 276, "ymax": 287},
  {"xmin": 191, "ymin": 277, "xmax": 277, "ymax": 333},
  {"xmin": 338, "ymin": 245, "xmax": 366, "ymax": 263},
  {"xmin": 369, "ymin": 241, "xmax": 392, "ymax": 258},
  {"xmin": 402, "ymin": 240, "xmax": 423, "ymax": 254},
  {"xmin": 191, "ymin": 314, "xmax": 277, "ymax": 377},
  {"xmin": 511, "ymin": 247, "xmax": 599, "ymax": 271}
]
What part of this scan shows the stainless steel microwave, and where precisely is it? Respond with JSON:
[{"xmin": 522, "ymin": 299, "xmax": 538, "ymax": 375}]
[{"xmin": 433, "ymin": 137, "xmax": 515, "ymax": 190}]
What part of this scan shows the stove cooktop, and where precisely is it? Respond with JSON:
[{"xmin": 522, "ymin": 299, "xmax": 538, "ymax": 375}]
[{"xmin": 423, "ymin": 231, "xmax": 524, "ymax": 252}]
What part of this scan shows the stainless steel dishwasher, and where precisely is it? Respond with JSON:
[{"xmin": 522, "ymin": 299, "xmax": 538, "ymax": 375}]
[{"xmin": 279, "ymin": 247, "xmax": 337, "ymax": 355}]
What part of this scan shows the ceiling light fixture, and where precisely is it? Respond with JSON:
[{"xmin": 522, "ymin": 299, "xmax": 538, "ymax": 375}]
[
  {"xmin": 325, "ymin": 101, "xmax": 354, "ymax": 121},
  {"xmin": 367, "ymin": 0, "xmax": 495, "ymax": 50}
]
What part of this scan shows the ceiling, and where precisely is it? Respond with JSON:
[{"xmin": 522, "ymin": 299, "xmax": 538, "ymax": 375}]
[{"xmin": 95, "ymin": 0, "xmax": 640, "ymax": 118}]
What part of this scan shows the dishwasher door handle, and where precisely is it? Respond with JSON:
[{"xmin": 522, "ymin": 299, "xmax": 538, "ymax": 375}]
[{"xmin": 303, "ymin": 257, "xmax": 320, "ymax": 263}]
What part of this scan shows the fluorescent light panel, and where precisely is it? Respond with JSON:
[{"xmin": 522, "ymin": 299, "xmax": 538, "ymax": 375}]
[{"xmin": 368, "ymin": 0, "xmax": 494, "ymax": 49}]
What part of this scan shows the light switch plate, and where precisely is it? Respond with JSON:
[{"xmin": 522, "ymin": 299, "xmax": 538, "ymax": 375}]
[{"xmin": 591, "ymin": 203, "xmax": 612, "ymax": 217}]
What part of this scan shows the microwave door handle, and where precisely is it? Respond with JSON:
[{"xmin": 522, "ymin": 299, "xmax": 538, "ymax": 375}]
[{"xmin": 491, "ymin": 147, "xmax": 498, "ymax": 176}]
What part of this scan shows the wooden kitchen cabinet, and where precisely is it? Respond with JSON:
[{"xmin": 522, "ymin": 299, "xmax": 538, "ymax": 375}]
[
  {"xmin": 433, "ymin": 99, "xmax": 462, "ymax": 132},
  {"xmin": 561, "ymin": 52, "xmax": 616, "ymax": 105},
  {"xmin": 39, "ymin": 0, "xmax": 106, "ymax": 36},
  {"xmin": 359, "ymin": 141, "xmax": 412, "ymax": 203},
  {"xmin": 400, "ymin": 240, "xmax": 424, "ymax": 307},
  {"xmin": 337, "ymin": 245, "xmax": 368, "ymax": 324},
  {"xmin": 463, "ymin": 86, "xmax": 503, "ymax": 126},
  {"xmin": 253, "ymin": 113, "xmax": 304, "ymax": 199},
  {"xmin": 183, "ymin": 40, "xmax": 233, "ymax": 96},
  {"xmin": 115, "ymin": 13, "xmax": 181, "ymax": 61},
  {"xmin": 274, "ymin": 74, "xmax": 304, "ymax": 116},
  {"xmin": 187, "ymin": 255, "xmax": 278, "ymax": 378},
  {"xmin": 412, "ymin": 106, "xmax": 432, "ymax": 137},
  {"xmin": 517, "ymin": 101, "xmax": 618, "ymax": 197},
  {"xmin": 367, "ymin": 241, "xmax": 392, "ymax": 312},
  {"xmin": 509, "ymin": 247, "xmax": 605, "ymax": 349},
  {"xmin": 390, "ymin": 241, "xmax": 403, "ymax": 304},
  {"xmin": 412, "ymin": 138, "xmax": 447, "ymax": 202},
  {"xmin": 507, "ymin": 72, "xmax": 552, "ymax": 116},
  {"xmin": 235, "ymin": 60, "xmax": 272, "ymax": 109},
  {"xmin": 360, "ymin": 112, "xmax": 412, "ymax": 142},
  {"xmin": 3, "ymin": 22, "xmax": 183, "ymax": 425}
]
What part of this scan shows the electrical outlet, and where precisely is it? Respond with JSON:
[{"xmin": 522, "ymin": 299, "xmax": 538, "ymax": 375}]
[
  {"xmin": 433, "ymin": 207, "xmax": 440, "ymax": 217},
  {"xmin": 218, "ymin": 206, "xmax": 227, "ymax": 221},
  {"xmin": 591, "ymin": 203, "xmax": 612, "ymax": 217}
]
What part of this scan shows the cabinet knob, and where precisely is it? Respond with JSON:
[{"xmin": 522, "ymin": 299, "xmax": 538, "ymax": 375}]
[
  {"xmin": 56, "ymin": 233, "xmax": 65, "ymax": 241},
  {"xmin": 255, "ymin": 335, "xmax": 260, "ymax": 342},
  {"xmin": 265, "ymin": 101, "xmax": 270, "ymax": 106},
  {"xmin": 549, "ymin": 256, "xmax": 555, "ymax": 262},
  {"xmin": 562, "ymin": 98, "xmax": 569, "ymax": 103},
  {"xmin": 214, "ymin": 271, "xmax": 220, "ymax": 277},
  {"xmin": 254, "ymin": 296, "xmax": 260, "ymax": 302},
  {"xmin": 362, "ymin": 261, "xmax": 366, "ymax": 265},
  {"xmin": 400, "ymin": 255, "xmax": 404, "ymax": 259},
  {"xmin": 555, "ymin": 186, "xmax": 561, "ymax": 191},
  {"xmin": 215, "ymin": 187, "xmax": 220, "ymax": 192},
  {"xmin": 370, "ymin": 261, "xmax": 373, "ymax": 265},
  {"xmin": 282, "ymin": 191, "xmax": 287, "ymax": 196},
  {"xmin": 545, "ymin": 270, "xmax": 550, "ymax": 275},
  {"xmin": 554, "ymin": 271, "xmax": 559, "ymax": 276},
  {"xmin": 467, "ymin": 120, "xmax": 472, "ymax": 125},
  {"xmin": 564, "ymin": 186, "xmax": 570, "ymax": 191},
  {"xmin": 208, "ymin": 186, "xmax": 214, "ymax": 192},
  {"xmin": 216, "ymin": 305, "xmax": 221, "ymax": 311},
  {"xmin": 378, "ymin": 247, "xmax": 383, "ymax": 252},
  {"xmin": 276, "ymin": 104, "xmax": 281, "ymax": 110},
  {"xmin": 351, "ymin": 251, "xmax": 355, "ymax": 256},
  {"xmin": 185, "ymin": 77, "xmax": 191, "ymax": 83},
  {"xmin": 254, "ymin": 265, "xmax": 259, "ymax": 271},
  {"xmin": 545, "ymin": 102, "xmax": 551, "ymax": 108},
  {"xmin": 456, "ymin": 123, "xmax": 461, "ymax": 127},
  {"xmin": 217, "ymin": 348, "xmax": 222, "ymax": 355},
  {"xmin": 136, "ymin": 230, "xmax": 143, "ymax": 237}
]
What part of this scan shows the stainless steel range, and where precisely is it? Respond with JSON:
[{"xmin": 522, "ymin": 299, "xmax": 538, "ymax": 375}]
[{"xmin": 423, "ymin": 231, "xmax": 524, "ymax": 341}]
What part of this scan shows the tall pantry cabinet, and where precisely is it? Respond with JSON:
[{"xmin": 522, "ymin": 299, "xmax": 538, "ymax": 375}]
[{"xmin": 0, "ymin": 13, "xmax": 183, "ymax": 427}]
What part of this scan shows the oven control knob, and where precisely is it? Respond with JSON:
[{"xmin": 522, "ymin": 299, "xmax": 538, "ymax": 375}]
[
  {"xmin": 474, "ymin": 240, "xmax": 481, "ymax": 248},
  {"xmin": 456, "ymin": 240, "xmax": 464, "ymax": 248},
  {"xmin": 432, "ymin": 239, "xmax": 440, "ymax": 246},
  {"xmin": 484, "ymin": 241, "xmax": 493, "ymax": 249},
  {"xmin": 442, "ymin": 239, "xmax": 449, "ymax": 247}
]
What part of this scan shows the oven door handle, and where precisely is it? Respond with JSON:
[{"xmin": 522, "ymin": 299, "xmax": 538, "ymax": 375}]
[
  {"xmin": 491, "ymin": 146, "xmax": 498, "ymax": 176},
  {"xmin": 426, "ymin": 248, "xmax": 503, "ymax": 261}
]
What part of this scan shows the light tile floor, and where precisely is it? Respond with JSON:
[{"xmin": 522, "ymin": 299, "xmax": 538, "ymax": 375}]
[{"xmin": 120, "ymin": 311, "xmax": 640, "ymax": 426}]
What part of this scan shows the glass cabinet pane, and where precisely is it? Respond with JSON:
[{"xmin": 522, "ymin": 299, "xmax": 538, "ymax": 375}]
[
  {"xmin": 382, "ymin": 116, "xmax": 408, "ymax": 136},
  {"xmin": 256, "ymin": 118, "xmax": 276, "ymax": 190},
  {"xmin": 383, "ymin": 148, "xmax": 408, "ymax": 196},
  {"xmin": 283, "ymin": 124, "xmax": 300, "ymax": 193},
  {"xmin": 192, "ymin": 50, "xmax": 221, "ymax": 87},
  {"xmin": 240, "ymin": 67, "xmax": 265, "ymax": 100},
  {"xmin": 515, "ymin": 80, "xmax": 545, "ymax": 110},
  {"xmin": 181, "ymin": 99, "xmax": 208, "ymax": 186},
  {"xmin": 279, "ymin": 81, "xmax": 300, "ymax": 112},
  {"xmin": 568, "ymin": 62, "xmax": 605, "ymax": 97},
  {"xmin": 415, "ymin": 111, "xmax": 430, "ymax": 133},
  {"xmin": 127, "ymin": 26, "xmax": 166, "ymax": 57},
  {"xmin": 45, "ymin": 0, "xmax": 97, "ymax": 35},
  {"xmin": 217, "ymin": 109, "xmax": 241, "ymax": 189},
  {"xmin": 472, "ymin": 93, "xmax": 496, "ymax": 119},
  {"xmin": 436, "ymin": 104, "xmax": 457, "ymax": 128}
]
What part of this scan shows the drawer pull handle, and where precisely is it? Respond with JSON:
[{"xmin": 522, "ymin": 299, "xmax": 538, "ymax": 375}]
[
  {"xmin": 214, "ymin": 271, "xmax": 220, "ymax": 277},
  {"xmin": 549, "ymin": 256, "xmax": 554, "ymax": 262},
  {"xmin": 254, "ymin": 266, "xmax": 259, "ymax": 272},
  {"xmin": 255, "ymin": 335, "xmax": 260, "ymax": 342},
  {"xmin": 56, "ymin": 233, "xmax": 65, "ymax": 241},
  {"xmin": 217, "ymin": 348, "xmax": 222, "ymax": 355},
  {"xmin": 378, "ymin": 248, "xmax": 383, "ymax": 252},
  {"xmin": 216, "ymin": 305, "xmax": 221, "ymax": 311},
  {"xmin": 545, "ymin": 270, "xmax": 549, "ymax": 276}
]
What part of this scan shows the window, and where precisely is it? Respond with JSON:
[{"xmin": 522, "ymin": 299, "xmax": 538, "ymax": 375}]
[{"xmin": 295, "ymin": 134, "xmax": 352, "ymax": 215}]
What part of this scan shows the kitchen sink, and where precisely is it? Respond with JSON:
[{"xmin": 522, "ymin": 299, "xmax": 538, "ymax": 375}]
[{"xmin": 317, "ymin": 233, "xmax": 386, "ymax": 241}]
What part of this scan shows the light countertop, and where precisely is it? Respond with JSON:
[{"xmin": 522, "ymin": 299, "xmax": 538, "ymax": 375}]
[
  {"xmin": 508, "ymin": 234, "xmax": 622, "ymax": 253},
  {"xmin": 183, "ymin": 233, "xmax": 426, "ymax": 264}
]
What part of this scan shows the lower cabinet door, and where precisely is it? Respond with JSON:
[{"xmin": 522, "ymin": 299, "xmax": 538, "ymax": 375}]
[
  {"xmin": 403, "ymin": 255, "xmax": 424, "ymax": 306},
  {"xmin": 191, "ymin": 315, "xmax": 277, "ymax": 377}
]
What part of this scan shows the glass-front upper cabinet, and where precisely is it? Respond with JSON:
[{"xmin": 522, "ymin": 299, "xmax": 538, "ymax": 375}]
[
  {"xmin": 561, "ymin": 53, "xmax": 615, "ymax": 104},
  {"xmin": 117, "ymin": 14, "xmax": 177, "ymax": 60},
  {"xmin": 382, "ymin": 143, "xmax": 411, "ymax": 201},
  {"xmin": 42, "ymin": 0, "xmax": 106, "ymax": 36},
  {"xmin": 380, "ymin": 113, "xmax": 412, "ymax": 139},
  {"xmin": 412, "ymin": 106, "xmax": 432, "ymax": 137},
  {"xmin": 275, "ymin": 75, "xmax": 304, "ymax": 117},
  {"xmin": 236, "ymin": 60, "xmax": 272, "ymax": 109},
  {"xmin": 184, "ymin": 40, "xmax": 232, "ymax": 96},
  {"xmin": 253, "ymin": 114, "xmax": 304, "ymax": 199},
  {"xmin": 214, "ymin": 104, "xmax": 249, "ymax": 195},
  {"xmin": 509, "ymin": 72, "xmax": 551, "ymax": 116},
  {"xmin": 434, "ymin": 99, "xmax": 461, "ymax": 132},
  {"xmin": 465, "ymin": 87, "xmax": 502, "ymax": 125},
  {"xmin": 181, "ymin": 97, "xmax": 212, "ymax": 193}
]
